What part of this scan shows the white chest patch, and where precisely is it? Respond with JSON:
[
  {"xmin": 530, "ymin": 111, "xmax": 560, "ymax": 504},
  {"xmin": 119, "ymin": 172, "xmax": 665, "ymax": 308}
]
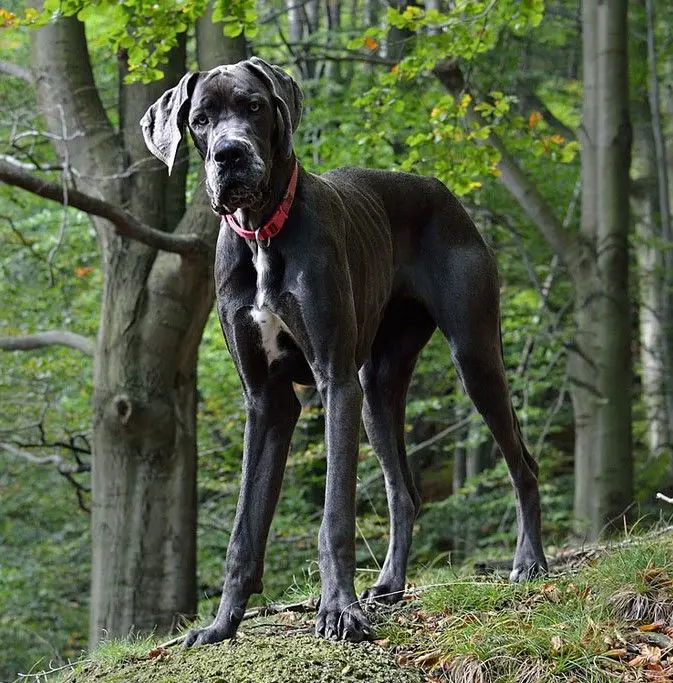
[
  {"xmin": 251, "ymin": 247, "xmax": 292, "ymax": 364},
  {"xmin": 254, "ymin": 246, "xmax": 269, "ymax": 309},
  {"xmin": 251, "ymin": 308, "xmax": 291, "ymax": 364}
]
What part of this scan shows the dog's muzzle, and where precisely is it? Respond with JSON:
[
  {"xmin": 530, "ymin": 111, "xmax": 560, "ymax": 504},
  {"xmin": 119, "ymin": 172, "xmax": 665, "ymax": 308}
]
[{"xmin": 206, "ymin": 137, "xmax": 267, "ymax": 214}]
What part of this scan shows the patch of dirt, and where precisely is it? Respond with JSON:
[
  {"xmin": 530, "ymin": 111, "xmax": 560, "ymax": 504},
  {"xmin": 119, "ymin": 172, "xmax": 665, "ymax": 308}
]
[{"xmin": 71, "ymin": 633, "xmax": 423, "ymax": 683}]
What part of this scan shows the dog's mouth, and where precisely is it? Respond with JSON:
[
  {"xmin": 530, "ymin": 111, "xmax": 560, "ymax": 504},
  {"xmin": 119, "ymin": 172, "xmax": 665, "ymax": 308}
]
[
  {"xmin": 206, "ymin": 165, "xmax": 267, "ymax": 215},
  {"xmin": 209, "ymin": 182, "xmax": 265, "ymax": 215}
]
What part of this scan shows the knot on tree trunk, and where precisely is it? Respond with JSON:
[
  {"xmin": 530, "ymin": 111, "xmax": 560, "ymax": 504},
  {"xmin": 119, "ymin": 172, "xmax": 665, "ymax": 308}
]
[{"xmin": 112, "ymin": 393, "xmax": 133, "ymax": 425}]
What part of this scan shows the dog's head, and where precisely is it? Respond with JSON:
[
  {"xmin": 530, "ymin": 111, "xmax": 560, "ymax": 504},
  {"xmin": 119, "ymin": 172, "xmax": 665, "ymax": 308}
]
[{"xmin": 140, "ymin": 57, "xmax": 303, "ymax": 215}]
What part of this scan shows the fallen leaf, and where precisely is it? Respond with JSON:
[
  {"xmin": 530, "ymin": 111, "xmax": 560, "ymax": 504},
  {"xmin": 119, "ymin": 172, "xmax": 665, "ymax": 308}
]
[
  {"xmin": 397, "ymin": 654, "xmax": 410, "ymax": 667},
  {"xmin": 551, "ymin": 635, "xmax": 563, "ymax": 653},
  {"xmin": 541, "ymin": 582, "xmax": 561, "ymax": 603},
  {"xmin": 581, "ymin": 618, "xmax": 598, "ymax": 645},
  {"xmin": 641, "ymin": 623, "xmax": 666, "ymax": 633},
  {"xmin": 605, "ymin": 648, "xmax": 628, "ymax": 659},
  {"xmin": 628, "ymin": 647, "xmax": 661, "ymax": 668},
  {"xmin": 414, "ymin": 651, "xmax": 442, "ymax": 668},
  {"xmin": 374, "ymin": 638, "xmax": 390, "ymax": 648},
  {"xmin": 644, "ymin": 663, "xmax": 669, "ymax": 682},
  {"xmin": 148, "ymin": 646, "xmax": 166, "ymax": 660}
]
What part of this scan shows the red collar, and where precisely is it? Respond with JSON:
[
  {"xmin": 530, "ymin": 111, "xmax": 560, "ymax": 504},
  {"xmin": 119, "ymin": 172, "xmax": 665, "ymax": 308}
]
[{"xmin": 223, "ymin": 162, "xmax": 299, "ymax": 243}]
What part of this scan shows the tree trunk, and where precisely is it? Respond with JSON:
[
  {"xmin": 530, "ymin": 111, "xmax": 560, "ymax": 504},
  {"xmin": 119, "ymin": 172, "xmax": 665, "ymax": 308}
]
[
  {"xmin": 590, "ymin": 0, "xmax": 632, "ymax": 535},
  {"xmin": 90, "ymin": 216, "xmax": 215, "ymax": 641},
  {"xmin": 31, "ymin": 14, "xmax": 245, "ymax": 646},
  {"xmin": 632, "ymin": 32, "xmax": 669, "ymax": 464},
  {"xmin": 644, "ymin": 0, "xmax": 673, "ymax": 464},
  {"xmin": 569, "ymin": 0, "xmax": 599, "ymax": 535},
  {"xmin": 568, "ymin": 0, "xmax": 632, "ymax": 538}
]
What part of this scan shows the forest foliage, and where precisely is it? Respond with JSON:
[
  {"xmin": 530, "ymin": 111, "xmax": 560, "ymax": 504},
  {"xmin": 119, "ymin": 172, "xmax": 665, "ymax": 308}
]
[{"xmin": 1, "ymin": 0, "xmax": 673, "ymax": 679}]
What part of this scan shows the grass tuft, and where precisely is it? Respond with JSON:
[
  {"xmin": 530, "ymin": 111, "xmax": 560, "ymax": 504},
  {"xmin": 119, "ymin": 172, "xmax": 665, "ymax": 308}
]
[
  {"xmin": 88, "ymin": 634, "xmax": 160, "ymax": 665},
  {"xmin": 379, "ymin": 529, "xmax": 673, "ymax": 682}
]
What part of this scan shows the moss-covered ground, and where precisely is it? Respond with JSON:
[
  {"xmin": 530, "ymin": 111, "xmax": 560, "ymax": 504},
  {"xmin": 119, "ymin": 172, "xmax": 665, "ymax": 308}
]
[
  {"xmin": 36, "ymin": 530, "xmax": 673, "ymax": 683},
  {"xmin": 58, "ymin": 634, "xmax": 421, "ymax": 683}
]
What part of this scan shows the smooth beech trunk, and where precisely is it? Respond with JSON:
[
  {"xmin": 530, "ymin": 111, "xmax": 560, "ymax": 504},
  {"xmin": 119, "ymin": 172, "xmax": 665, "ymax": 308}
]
[
  {"xmin": 537, "ymin": 0, "xmax": 633, "ymax": 538},
  {"xmin": 30, "ymin": 13, "xmax": 245, "ymax": 645}
]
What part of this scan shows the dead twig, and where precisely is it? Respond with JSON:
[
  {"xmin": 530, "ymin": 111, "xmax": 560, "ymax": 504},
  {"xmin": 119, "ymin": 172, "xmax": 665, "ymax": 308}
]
[{"xmin": 158, "ymin": 599, "xmax": 318, "ymax": 649}]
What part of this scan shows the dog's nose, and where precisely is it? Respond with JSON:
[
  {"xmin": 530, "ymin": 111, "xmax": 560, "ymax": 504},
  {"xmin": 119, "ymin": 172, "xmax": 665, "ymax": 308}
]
[{"xmin": 212, "ymin": 139, "xmax": 247, "ymax": 166}]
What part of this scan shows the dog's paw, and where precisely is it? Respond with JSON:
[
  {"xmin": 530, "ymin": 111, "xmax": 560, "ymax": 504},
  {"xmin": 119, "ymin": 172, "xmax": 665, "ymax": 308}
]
[
  {"xmin": 360, "ymin": 582, "xmax": 405, "ymax": 605},
  {"xmin": 509, "ymin": 558, "xmax": 548, "ymax": 583},
  {"xmin": 182, "ymin": 620, "xmax": 236, "ymax": 648},
  {"xmin": 315, "ymin": 601, "xmax": 375, "ymax": 642}
]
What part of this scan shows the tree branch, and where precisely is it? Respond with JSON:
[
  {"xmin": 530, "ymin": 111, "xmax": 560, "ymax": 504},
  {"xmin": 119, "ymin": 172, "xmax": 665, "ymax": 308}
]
[
  {"xmin": 518, "ymin": 88, "xmax": 576, "ymax": 141},
  {"xmin": 0, "ymin": 61, "xmax": 34, "ymax": 83},
  {"xmin": 0, "ymin": 160, "xmax": 212, "ymax": 257},
  {"xmin": 431, "ymin": 61, "xmax": 578, "ymax": 271},
  {"xmin": 0, "ymin": 330, "xmax": 96, "ymax": 356},
  {"xmin": 485, "ymin": 130, "xmax": 576, "ymax": 267}
]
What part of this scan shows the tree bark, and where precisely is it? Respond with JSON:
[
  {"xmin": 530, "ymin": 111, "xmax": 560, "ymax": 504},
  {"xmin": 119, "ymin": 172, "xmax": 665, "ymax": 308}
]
[
  {"xmin": 631, "ymin": 12, "xmax": 670, "ymax": 465},
  {"xmin": 28, "ymin": 13, "xmax": 245, "ymax": 646},
  {"xmin": 632, "ymin": 127, "xmax": 668, "ymax": 461},
  {"xmin": 570, "ymin": 0, "xmax": 599, "ymax": 535},
  {"xmin": 590, "ymin": 0, "xmax": 633, "ymax": 536},
  {"xmin": 644, "ymin": 0, "xmax": 673, "ymax": 462}
]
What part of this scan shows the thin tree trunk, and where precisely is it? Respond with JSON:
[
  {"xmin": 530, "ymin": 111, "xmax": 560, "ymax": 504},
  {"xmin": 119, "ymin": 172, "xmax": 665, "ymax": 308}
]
[
  {"xmin": 645, "ymin": 0, "xmax": 673, "ymax": 460},
  {"xmin": 570, "ymin": 0, "xmax": 598, "ymax": 535},
  {"xmin": 325, "ymin": 0, "xmax": 342, "ymax": 82},
  {"xmin": 632, "ymin": 16, "xmax": 669, "ymax": 464},
  {"xmin": 590, "ymin": 0, "xmax": 632, "ymax": 536}
]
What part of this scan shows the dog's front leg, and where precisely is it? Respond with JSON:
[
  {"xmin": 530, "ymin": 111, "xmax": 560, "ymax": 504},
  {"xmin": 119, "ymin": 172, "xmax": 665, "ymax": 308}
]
[
  {"xmin": 315, "ymin": 375, "xmax": 373, "ymax": 642},
  {"xmin": 184, "ymin": 379, "xmax": 300, "ymax": 647}
]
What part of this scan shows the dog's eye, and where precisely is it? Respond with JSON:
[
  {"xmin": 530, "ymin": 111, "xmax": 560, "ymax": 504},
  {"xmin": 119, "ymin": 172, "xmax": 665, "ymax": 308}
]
[
  {"xmin": 249, "ymin": 101, "xmax": 261, "ymax": 113},
  {"xmin": 193, "ymin": 113, "xmax": 209, "ymax": 126}
]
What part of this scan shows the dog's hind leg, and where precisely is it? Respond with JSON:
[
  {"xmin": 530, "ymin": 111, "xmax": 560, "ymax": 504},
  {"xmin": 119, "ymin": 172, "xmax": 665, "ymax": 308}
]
[
  {"xmin": 429, "ymin": 242, "xmax": 548, "ymax": 581},
  {"xmin": 359, "ymin": 299, "xmax": 436, "ymax": 604}
]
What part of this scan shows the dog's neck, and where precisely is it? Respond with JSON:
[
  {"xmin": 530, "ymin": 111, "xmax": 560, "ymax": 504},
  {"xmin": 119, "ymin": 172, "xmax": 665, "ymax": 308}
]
[{"xmin": 232, "ymin": 152, "xmax": 297, "ymax": 233}]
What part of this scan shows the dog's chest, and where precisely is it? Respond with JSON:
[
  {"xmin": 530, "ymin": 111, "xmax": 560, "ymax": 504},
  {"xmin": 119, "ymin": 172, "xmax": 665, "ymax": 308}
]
[{"xmin": 250, "ymin": 246, "xmax": 291, "ymax": 364}]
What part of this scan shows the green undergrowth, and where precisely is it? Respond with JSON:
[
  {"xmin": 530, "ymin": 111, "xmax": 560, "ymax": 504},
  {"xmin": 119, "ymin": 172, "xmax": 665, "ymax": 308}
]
[
  {"xmin": 375, "ymin": 530, "xmax": 673, "ymax": 681},
  {"xmin": 36, "ymin": 530, "xmax": 673, "ymax": 683}
]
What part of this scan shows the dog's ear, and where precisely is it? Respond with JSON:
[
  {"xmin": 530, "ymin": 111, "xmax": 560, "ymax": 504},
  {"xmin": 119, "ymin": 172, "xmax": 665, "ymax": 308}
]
[
  {"xmin": 243, "ymin": 57, "xmax": 303, "ymax": 159},
  {"xmin": 140, "ymin": 72, "xmax": 201, "ymax": 175}
]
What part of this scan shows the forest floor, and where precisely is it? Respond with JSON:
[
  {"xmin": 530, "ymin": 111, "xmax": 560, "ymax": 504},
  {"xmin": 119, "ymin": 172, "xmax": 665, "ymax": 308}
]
[{"xmin": 34, "ymin": 528, "xmax": 673, "ymax": 683}]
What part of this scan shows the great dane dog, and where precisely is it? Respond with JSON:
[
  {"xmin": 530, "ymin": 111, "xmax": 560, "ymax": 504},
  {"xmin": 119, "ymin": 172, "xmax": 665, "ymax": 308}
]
[{"xmin": 141, "ymin": 57, "xmax": 547, "ymax": 647}]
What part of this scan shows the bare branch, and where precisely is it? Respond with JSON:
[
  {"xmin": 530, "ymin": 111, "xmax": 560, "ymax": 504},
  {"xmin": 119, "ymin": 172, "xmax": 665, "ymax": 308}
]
[
  {"xmin": 0, "ymin": 160, "xmax": 213, "ymax": 257},
  {"xmin": 0, "ymin": 330, "xmax": 96, "ymax": 356},
  {"xmin": 0, "ymin": 155, "xmax": 64, "ymax": 172},
  {"xmin": 0, "ymin": 441, "xmax": 61, "ymax": 466},
  {"xmin": 357, "ymin": 413, "xmax": 477, "ymax": 492},
  {"xmin": 0, "ymin": 440, "xmax": 89, "ymax": 474},
  {"xmin": 0, "ymin": 61, "xmax": 34, "ymax": 84}
]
